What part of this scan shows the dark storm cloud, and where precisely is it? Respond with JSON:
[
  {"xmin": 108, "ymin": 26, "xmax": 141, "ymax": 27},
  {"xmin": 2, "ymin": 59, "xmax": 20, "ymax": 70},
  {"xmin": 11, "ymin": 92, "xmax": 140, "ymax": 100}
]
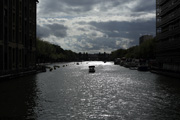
[
  {"xmin": 38, "ymin": 0, "xmax": 98, "ymax": 16},
  {"xmin": 73, "ymin": 36, "xmax": 118, "ymax": 52},
  {"xmin": 77, "ymin": 28, "xmax": 86, "ymax": 32},
  {"xmin": 37, "ymin": 0, "xmax": 156, "ymax": 53},
  {"xmin": 37, "ymin": 25, "xmax": 50, "ymax": 38},
  {"xmin": 37, "ymin": 23, "xmax": 68, "ymax": 38},
  {"xmin": 89, "ymin": 20, "xmax": 155, "ymax": 33},
  {"xmin": 39, "ymin": 0, "xmax": 153, "ymax": 16},
  {"xmin": 89, "ymin": 20, "xmax": 156, "ymax": 45},
  {"xmin": 133, "ymin": 0, "xmax": 155, "ymax": 12},
  {"xmin": 46, "ymin": 24, "xmax": 68, "ymax": 37}
]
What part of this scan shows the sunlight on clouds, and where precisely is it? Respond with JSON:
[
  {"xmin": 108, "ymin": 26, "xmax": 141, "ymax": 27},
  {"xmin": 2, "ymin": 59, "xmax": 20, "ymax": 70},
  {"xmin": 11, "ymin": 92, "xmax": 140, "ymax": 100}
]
[{"xmin": 37, "ymin": 0, "xmax": 156, "ymax": 53}]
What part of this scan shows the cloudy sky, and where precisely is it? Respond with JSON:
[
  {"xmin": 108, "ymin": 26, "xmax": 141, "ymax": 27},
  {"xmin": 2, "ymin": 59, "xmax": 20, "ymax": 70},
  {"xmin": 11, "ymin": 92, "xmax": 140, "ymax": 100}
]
[{"xmin": 37, "ymin": 0, "xmax": 156, "ymax": 53}]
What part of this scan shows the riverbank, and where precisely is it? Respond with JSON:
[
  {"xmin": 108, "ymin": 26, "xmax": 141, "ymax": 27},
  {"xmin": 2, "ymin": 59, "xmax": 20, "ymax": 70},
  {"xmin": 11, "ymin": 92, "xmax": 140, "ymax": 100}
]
[
  {"xmin": 1, "ymin": 61, "xmax": 179, "ymax": 119},
  {"xmin": 0, "ymin": 65, "xmax": 46, "ymax": 80},
  {"xmin": 151, "ymin": 69, "xmax": 180, "ymax": 79},
  {"xmin": 0, "ymin": 70, "xmax": 38, "ymax": 80}
]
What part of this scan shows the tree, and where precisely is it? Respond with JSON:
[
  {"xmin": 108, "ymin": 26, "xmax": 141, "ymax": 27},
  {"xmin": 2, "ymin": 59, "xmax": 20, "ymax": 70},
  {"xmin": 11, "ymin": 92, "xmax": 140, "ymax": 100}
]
[{"xmin": 36, "ymin": 38, "xmax": 78, "ymax": 63}]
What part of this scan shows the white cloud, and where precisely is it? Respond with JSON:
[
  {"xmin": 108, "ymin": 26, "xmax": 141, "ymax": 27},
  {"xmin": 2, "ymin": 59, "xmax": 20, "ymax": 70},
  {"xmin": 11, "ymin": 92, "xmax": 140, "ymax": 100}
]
[{"xmin": 37, "ymin": 0, "xmax": 156, "ymax": 53}]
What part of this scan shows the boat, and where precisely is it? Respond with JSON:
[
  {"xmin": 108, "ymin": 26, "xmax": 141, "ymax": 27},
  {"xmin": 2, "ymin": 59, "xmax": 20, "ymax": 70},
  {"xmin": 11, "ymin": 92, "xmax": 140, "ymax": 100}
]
[
  {"xmin": 138, "ymin": 59, "xmax": 149, "ymax": 71},
  {"xmin": 138, "ymin": 64, "xmax": 149, "ymax": 71},
  {"xmin": 129, "ymin": 59, "xmax": 139, "ymax": 70},
  {"xmin": 49, "ymin": 67, "xmax": 53, "ymax": 71},
  {"xmin": 89, "ymin": 66, "xmax": 95, "ymax": 73},
  {"xmin": 114, "ymin": 58, "xmax": 121, "ymax": 65}
]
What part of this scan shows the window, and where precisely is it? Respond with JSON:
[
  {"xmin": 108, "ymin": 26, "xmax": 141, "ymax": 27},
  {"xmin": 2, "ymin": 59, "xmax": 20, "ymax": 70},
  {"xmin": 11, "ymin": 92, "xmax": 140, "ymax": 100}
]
[
  {"xmin": 13, "ymin": 29, "xmax": 15, "ymax": 42},
  {"xmin": 4, "ymin": 27, "xmax": 8, "ymax": 41},
  {"xmin": 157, "ymin": 17, "xmax": 161, "ymax": 22},
  {"xmin": 0, "ymin": 45, "xmax": 3, "ymax": 70},
  {"xmin": 19, "ymin": 32, "xmax": 22, "ymax": 43},
  {"xmin": 13, "ymin": 12, "xmax": 16, "ymax": 24},
  {"xmin": 157, "ymin": 0, "xmax": 161, "ymax": 5},
  {"xmin": 13, "ymin": 48, "xmax": 16, "ymax": 67},
  {"xmin": 169, "ymin": 37, "xmax": 174, "ymax": 42},
  {"xmin": 169, "ymin": 25, "xmax": 173, "ymax": 31},
  {"xmin": 4, "ymin": 0, "xmax": 8, "ymax": 6},
  {"xmin": 13, "ymin": 0, "xmax": 16, "ymax": 7},
  {"xmin": 156, "ymin": 7, "xmax": 161, "ymax": 16},
  {"xmin": 9, "ymin": 47, "xmax": 12, "ymax": 69},
  {"xmin": 157, "ymin": 28, "xmax": 162, "ymax": 34},
  {"xmin": 0, "ymin": 20, "xmax": 2, "ymax": 40},
  {"xmin": 19, "ymin": 1, "xmax": 22, "ymax": 11},
  {"xmin": 4, "ymin": 9, "xmax": 8, "ymax": 17}
]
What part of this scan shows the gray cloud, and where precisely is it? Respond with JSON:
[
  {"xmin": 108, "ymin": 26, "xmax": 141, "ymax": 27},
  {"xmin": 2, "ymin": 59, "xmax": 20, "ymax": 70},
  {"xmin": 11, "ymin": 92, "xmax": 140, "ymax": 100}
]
[
  {"xmin": 37, "ymin": 0, "xmax": 156, "ymax": 53},
  {"xmin": 132, "ymin": 0, "xmax": 155, "ymax": 12},
  {"xmin": 37, "ymin": 25, "xmax": 50, "ymax": 38},
  {"xmin": 38, "ymin": 0, "xmax": 154, "ymax": 17},
  {"xmin": 89, "ymin": 20, "xmax": 155, "ymax": 44},
  {"xmin": 37, "ymin": 23, "xmax": 68, "ymax": 38},
  {"xmin": 38, "ymin": 0, "xmax": 98, "ymax": 16},
  {"xmin": 46, "ymin": 24, "xmax": 68, "ymax": 37}
]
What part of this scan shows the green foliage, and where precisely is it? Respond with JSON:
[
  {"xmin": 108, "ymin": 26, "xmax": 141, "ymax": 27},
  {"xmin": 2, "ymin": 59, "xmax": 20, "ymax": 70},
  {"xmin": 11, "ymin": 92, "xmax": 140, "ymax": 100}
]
[
  {"xmin": 36, "ymin": 38, "xmax": 78, "ymax": 63},
  {"xmin": 111, "ymin": 38, "xmax": 156, "ymax": 60}
]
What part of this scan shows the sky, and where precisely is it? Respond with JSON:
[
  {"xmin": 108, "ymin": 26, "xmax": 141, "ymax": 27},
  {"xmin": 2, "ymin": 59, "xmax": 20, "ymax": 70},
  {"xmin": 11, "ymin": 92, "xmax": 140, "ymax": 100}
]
[{"xmin": 37, "ymin": 0, "xmax": 156, "ymax": 53}]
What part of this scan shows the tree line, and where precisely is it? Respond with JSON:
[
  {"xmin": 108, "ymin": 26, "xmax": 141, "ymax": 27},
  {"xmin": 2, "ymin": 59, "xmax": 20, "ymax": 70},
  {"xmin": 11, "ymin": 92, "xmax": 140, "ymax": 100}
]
[
  {"xmin": 36, "ymin": 38, "xmax": 108, "ymax": 63},
  {"xmin": 111, "ymin": 38, "xmax": 156, "ymax": 60},
  {"xmin": 36, "ymin": 38, "xmax": 78, "ymax": 63},
  {"xmin": 37, "ymin": 37, "xmax": 156, "ymax": 63}
]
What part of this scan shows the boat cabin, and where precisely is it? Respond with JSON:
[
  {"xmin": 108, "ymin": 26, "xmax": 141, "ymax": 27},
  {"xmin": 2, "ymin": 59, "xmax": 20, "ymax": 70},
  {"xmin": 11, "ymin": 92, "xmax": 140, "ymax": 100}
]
[{"xmin": 89, "ymin": 66, "xmax": 95, "ymax": 73}]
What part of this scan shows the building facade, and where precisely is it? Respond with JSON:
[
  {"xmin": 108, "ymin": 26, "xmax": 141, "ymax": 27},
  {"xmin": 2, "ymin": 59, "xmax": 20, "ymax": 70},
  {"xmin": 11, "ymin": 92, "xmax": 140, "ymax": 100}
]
[
  {"xmin": 156, "ymin": 0, "xmax": 180, "ymax": 72},
  {"xmin": 0, "ymin": 0, "xmax": 38, "ymax": 75},
  {"xmin": 139, "ymin": 35, "xmax": 153, "ymax": 45}
]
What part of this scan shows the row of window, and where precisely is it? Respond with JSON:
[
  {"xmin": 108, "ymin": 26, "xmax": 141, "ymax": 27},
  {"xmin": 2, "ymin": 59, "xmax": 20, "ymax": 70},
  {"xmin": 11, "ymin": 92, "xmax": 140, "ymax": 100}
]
[
  {"xmin": 1, "ymin": 7, "xmax": 36, "ymax": 45},
  {"xmin": 156, "ymin": 0, "xmax": 179, "ymax": 16},
  {"xmin": 157, "ymin": 0, "xmax": 178, "ymax": 6},
  {"xmin": 157, "ymin": 7, "xmax": 180, "ymax": 23},
  {"xmin": 0, "ymin": 45, "xmax": 36, "ymax": 71},
  {"xmin": 158, "ymin": 33, "xmax": 180, "ymax": 43}
]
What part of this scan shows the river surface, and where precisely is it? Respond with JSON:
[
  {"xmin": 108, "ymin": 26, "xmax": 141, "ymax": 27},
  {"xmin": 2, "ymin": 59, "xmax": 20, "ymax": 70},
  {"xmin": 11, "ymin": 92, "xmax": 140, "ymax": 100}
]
[{"xmin": 0, "ymin": 61, "xmax": 180, "ymax": 120}]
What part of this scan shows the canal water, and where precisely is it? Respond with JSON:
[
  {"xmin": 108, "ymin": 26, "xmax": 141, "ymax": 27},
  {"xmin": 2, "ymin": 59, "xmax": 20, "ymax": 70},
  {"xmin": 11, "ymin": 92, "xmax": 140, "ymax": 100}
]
[{"xmin": 0, "ymin": 61, "xmax": 180, "ymax": 120}]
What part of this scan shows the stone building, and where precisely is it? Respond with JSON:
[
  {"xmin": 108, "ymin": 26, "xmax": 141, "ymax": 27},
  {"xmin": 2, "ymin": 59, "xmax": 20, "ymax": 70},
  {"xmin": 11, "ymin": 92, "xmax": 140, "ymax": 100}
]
[
  {"xmin": 0, "ymin": 0, "xmax": 38, "ymax": 75},
  {"xmin": 156, "ymin": 0, "xmax": 180, "ymax": 72}
]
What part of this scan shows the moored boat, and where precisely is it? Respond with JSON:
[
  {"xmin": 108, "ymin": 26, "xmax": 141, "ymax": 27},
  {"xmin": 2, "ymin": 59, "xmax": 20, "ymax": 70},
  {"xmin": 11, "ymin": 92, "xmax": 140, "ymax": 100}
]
[
  {"xmin": 89, "ymin": 66, "xmax": 95, "ymax": 73},
  {"xmin": 138, "ymin": 64, "xmax": 149, "ymax": 71}
]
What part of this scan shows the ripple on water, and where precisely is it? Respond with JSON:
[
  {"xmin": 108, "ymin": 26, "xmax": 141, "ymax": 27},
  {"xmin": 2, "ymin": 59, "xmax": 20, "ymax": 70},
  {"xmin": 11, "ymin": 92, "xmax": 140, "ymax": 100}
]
[{"xmin": 18, "ymin": 62, "xmax": 180, "ymax": 120}]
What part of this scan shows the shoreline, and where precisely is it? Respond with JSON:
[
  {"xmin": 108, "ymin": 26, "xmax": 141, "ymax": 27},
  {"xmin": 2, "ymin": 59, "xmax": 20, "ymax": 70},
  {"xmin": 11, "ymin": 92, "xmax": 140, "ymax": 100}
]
[
  {"xmin": 0, "ymin": 70, "xmax": 37, "ymax": 80},
  {"xmin": 151, "ymin": 69, "xmax": 180, "ymax": 79}
]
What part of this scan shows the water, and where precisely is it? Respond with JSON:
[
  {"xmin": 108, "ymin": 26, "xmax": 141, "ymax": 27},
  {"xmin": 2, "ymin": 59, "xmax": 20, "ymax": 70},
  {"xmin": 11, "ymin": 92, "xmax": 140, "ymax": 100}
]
[{"xmin": 0, "ymin": 61, "xmax": 180, "ymax": 120}]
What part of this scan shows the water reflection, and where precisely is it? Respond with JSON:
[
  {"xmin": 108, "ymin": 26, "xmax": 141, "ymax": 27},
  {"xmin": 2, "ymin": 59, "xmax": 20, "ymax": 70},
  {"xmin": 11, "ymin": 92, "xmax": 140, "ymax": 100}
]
[
  {"xmin": 152, "ymin": 76, "xmax": 180, "ymax": 119},
  {"xmin": 0, "ymin": 75, "xmax": 38, "ymax": 119},
  {"xmin": 1, "ymin": 62, "xmax": 180, "ymax": 120}
]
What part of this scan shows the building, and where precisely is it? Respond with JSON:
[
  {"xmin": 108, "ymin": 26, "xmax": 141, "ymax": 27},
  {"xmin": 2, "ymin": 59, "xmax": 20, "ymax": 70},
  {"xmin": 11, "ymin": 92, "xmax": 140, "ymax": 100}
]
[
  {"xmin": 156, "ymin": 0, "xmax": 180, "ymax": 72},
  {"xmin": 0, "ymin": 0, "xmax": 39, "ymax": 75},
  {"xmin": 139, "ymin": 35, "xmax": 153, "ymax": 45}
]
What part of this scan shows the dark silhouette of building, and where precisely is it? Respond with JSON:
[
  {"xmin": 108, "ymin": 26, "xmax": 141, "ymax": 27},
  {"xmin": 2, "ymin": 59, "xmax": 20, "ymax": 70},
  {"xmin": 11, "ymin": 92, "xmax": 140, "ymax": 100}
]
[
  {"xmin": 156, "ymin": 0, "xmax": 180, "ymax": 72},
  {"xmin": 0, "ymin": 0, "xmax": 39, "ymax": 75},
  {"xmin": 139, "ymin": 35, "xmax": 153, "ymax": 45}
]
